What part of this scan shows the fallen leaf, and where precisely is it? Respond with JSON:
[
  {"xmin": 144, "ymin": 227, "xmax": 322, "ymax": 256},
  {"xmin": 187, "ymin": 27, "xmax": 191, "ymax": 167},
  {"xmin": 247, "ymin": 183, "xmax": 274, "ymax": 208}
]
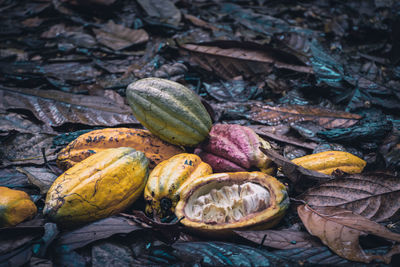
[
  {"xmin": 183, "ymin": 14, "xmax": 218, "ymax": 31},
  {"xmin": 136, "ymin": 0, "xmax": 181, "ymax": 26},
  {"xmin": 93, "ymin": 20, "xmax": 149, "ymax": 51},
  {"xmin": 16, "ymin": 167, "xmax": 57, "ymax": 194},
  {"xmin": 0, "ymin": 87, "xmax": 139, "ymax": 127},
  {"xmin": 203, "ymin": 80, "xmax": 259, "ymax": 102},
  {"xmin": 234, "ymin": 229, "xmax": 321, "ymax": 249},
  {"xmin": 274, "ymin": 245, "xmax": 395, "ymax": 266},
  {"xmin": 250, "ymin": 124, "xmax": 318, "ymax": 150},
  {"xmin": 298, "ymin": 205, "xmax": 400, "ymax": 263},
  {"xmin": 56, "ymin": 216, "xmax": 143, "ymax": 252},
  {"xmin": 0, "ymin": 168, "xmax": 30, "ymax": 188},
  {"xmin": 0, "ymin": 113, "xmax": 55, "ymax": 135},
  {"xmin": 179, "ymin": 41, "xmax": 313, "ymax": 80},
  {"xmin": 1, "ymin": 133, "xmax": 57, "ymax": 166},
  {"xmin": 92, "ymin": 241, "xmax": 135, "ymax": 266},
  {"xmin": 132, "ymin": 241, "xmax": 298, "ymax": 266},
  {"xmin": 248, "ymin": 103, "xmax": 361, "ymax": 129},
  {"xmin": 299, "ymin": 173, "xmax": 400, "ymax": 222}
]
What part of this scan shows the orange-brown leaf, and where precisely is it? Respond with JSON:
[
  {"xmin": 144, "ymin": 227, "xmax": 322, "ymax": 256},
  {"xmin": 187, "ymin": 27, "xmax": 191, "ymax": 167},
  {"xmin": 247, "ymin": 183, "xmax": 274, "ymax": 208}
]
[
  {"xmin": 248, "ymin": 103, "xmax": 361, "ymax": 129},
  {"xmin": 298, "ymin": 205, "xmax": 400, "ymax": 263}
]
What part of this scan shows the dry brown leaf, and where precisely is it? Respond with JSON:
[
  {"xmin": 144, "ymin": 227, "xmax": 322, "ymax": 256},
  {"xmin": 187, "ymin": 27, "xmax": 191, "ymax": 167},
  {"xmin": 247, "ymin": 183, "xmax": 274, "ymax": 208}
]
[
  {"xmin": 299, "ymin": 173, "xmax": 400, "ymax": 222},
  {"xmin": 1, "ymin": 133, "xmax": 57, "ymax": 166},
  {"xmin": 93, "ymin": 21, "xmax": 149, "ymax": 51},
  {"xmin": 248, "ymin": 103, "xmax": 361, "ymax": 129},
  {"xmin": 298, "ymin": 205, "xmax": 400, "ymax": 263},
  {"xmin": 183, "ymin": 14, "xmax": 219, "ymax": 31},
  {"xmin": 0, "ymin": 87, "xmax": 139, "ymax": 127},
  {"xmin": 179, "ymin": 41, "xmax": 313, "ymax": 80},
  {"xmin": 249, "ymin": 124, "xmax": 318, "ymax": 150},
  {"xmin": 235, "ymin": 229, "xmax": 321, "ymax": 249}
]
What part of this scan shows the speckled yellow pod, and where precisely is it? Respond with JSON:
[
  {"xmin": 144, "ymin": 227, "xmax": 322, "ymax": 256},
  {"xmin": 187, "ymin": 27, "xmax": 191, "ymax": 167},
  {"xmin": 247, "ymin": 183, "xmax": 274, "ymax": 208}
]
[
  {"xmin": 44, "ymin": 147, "xmax": 149, "ymax": 226},
  {"xmin": 56, "ymin": 128, "xmax": 183, "ymax": 170}
]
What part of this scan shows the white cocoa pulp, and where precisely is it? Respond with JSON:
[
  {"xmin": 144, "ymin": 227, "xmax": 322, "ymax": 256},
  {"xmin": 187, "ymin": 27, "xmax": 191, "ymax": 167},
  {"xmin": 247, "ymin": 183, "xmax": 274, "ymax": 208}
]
[{"xmin": 185, "ymin": 182, "xmax": 270, "ymax": 224}]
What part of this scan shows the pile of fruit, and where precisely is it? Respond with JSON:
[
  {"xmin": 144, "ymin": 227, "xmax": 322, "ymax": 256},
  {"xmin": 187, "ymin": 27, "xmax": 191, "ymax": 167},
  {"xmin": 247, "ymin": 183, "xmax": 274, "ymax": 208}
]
[{"xmin": 1, "ymin": 78, "xmax": 367, "ymax": 237}]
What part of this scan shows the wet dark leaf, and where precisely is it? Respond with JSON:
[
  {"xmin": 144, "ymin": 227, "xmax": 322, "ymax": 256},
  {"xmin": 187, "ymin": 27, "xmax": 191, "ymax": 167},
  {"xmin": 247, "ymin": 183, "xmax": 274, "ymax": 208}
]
[
  {"xmin": 235, "ymin": 229, "xmax": 322, "ymax": 249},
  {"xmin": 310, "ymin": 40, "xmax": 347, "ymax": 88},
  {"xmin": 0, "ymin": 220, "xmax": 45, "ymax": 267},
  {"xmin": 42, "ymin": 62, "xmax": 102, "ymax": 83},
  {"xmin": 91, "ymin": 241, "xmax": 135, "ymax": 266},
  {"xmin": 299, "ymin": 173, "xmax": 400, "ymax": 222},
  {"xmin": 298, "ymin": 205, "xmax": 400, "ymax": 263},
  {"xmin": 274, "ymin": 246, "xmax": 394, "ymax": 266},
  {"xmin": 16, "ymin": 167, "xmax": 57, "ymax": 194},
  {"xmin": 183, "ymin": 14, "xmax": 218, "ymax": 31},
  {"xmin": 132, "ymin": 241, "xmax": 297, "ymax": 266},
  {"xmin": 0, "ymin": 224, "xmax": 44, "ymax": 254},
  {"xmin": 153, "ymin": 62, "xmax": 187, "ymax": 80},
  {"xmin": 52, "ymin": 129, "xmax": 97, "ymax": 147},
  {"xmin": 290, "ymin": 121, "xmax": 325, "ymax": 142},
  {"xmin": 29, "ymin": 257, "xmax": 53, "ymax": 267},
  {"xmin": 0, "ymin": 87, "xmax": 139, "ymax": 127},
  {"xmin": 250, "ymin": 124, "xmax": 318, "ymax": 150},
  {"xmin": 247, "ymin": 103, "xmax": 361, "ymax": 128},
  {"xmin": 317, "ymin": 114, "xmax": 392, "ymax": 144},
  {"xmin": 0, "ymin": 113, "xmax": 55, "ymax": 135},
  {"xmin": 203, "ymin": 80, "xmax": 259, "ymax": 102},
  {"xmin": 0, "ymin": 168, "xmax": 30, "ymax": 189},
  {"xmin": 33, "ymin": 223, "xmax": 59, "ymax": 258},
  {"xmin": 120, "ymin": 211, "xmax": 182, "ymax": 244},
  {"xmin": 137, "ymin": 0, "xmax": 181, "ymax": 26},
  {"xmin": 93, "ymin": 20, "xmax": 149, "ymax": 51},
  {"xmin": 1, "ymin": 133, "xmax": 57, "ymax": 166},
  {"xmin": 260, "ymin": 147, "xmax": 331, "ymax": 183},
  {"xmin": 221, "ymin": 3, "xmax": 315, "ymax": 37},
  {"xmin": 56, "ymin": 216, "xmax": 143, "ymax": 252},
  {"xmin": 179, "ymin": 41, "xmax": 313, "ymax": 81}
]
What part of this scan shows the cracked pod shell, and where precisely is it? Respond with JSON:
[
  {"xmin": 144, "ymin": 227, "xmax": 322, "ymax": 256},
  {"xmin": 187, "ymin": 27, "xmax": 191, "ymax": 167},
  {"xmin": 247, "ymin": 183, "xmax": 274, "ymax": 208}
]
[
  {"xmin": 44, "ymin": 147, "xmax": 148, "ymax": 226},
  {"xmin": 175, "ymin": 172, "xmax": 289, "ymax": 236},
  {"xmin": 144, "ymin": 153, "xmax": 212, "ymax": 218},
  {"xmin": 126, "ymin": 78, "xmax": 212, "ymax": 146},
  {"xmin": 195, "ymin": 124, "xmax": 273, "ymax": 173}
]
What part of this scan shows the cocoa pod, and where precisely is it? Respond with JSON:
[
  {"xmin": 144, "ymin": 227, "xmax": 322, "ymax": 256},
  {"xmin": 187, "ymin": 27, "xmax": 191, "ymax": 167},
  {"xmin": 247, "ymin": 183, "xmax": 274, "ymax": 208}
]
[
  {"xmin": 195, "ymin": 124, "xmax": 273, "ymax": 173},
  {"xmin": 57, "ymin": 128, "xmax": 183, "ymax": 170},
  {"xmin": 292, "ymin": 151, "xmax": 366, "ymax": 174}
]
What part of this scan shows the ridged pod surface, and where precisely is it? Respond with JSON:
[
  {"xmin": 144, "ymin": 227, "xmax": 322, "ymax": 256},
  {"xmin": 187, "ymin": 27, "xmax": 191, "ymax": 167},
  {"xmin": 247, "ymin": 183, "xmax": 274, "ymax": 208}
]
[
  {"xmin": 56, "ymin": 128, "xmax": 183, "ymax": 170},
  {"xmin": 175, "ymin": 172, "xmax": 289, "ymax": 236},
  {"xmin": 44, "ymin": 147, "xmax": 149, "ymax": 226},
  {"xmin": 195, "ymin": 124, "xmax": 273, "ymax": 173},
  {"xmin": 144, "ymin": 153, "xmax": 212, "ymax": 217},
  {"xmin": 126, "ymin": 78, "xmax": 212, "ymax": 146},
  {"xmin": 0, "ymin": 187, "xmax": 37, "ymax": 227},
  {"xmin": 292, "ymin": 151, "xmax": 366, "ymax": 175}
]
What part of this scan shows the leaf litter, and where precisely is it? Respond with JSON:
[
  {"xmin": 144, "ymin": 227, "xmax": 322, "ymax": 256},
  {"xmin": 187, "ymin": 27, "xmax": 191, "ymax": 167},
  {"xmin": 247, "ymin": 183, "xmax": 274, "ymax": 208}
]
[{"xmin": 0, "ymin": 0, "xmax": 399, "ymax": 266}]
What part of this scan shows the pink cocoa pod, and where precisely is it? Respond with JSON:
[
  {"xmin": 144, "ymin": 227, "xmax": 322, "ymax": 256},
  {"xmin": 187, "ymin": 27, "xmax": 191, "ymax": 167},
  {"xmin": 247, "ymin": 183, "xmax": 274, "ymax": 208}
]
[{"xmin": 195, "ymin": 124, "xmax": 273, "ymax": 173}]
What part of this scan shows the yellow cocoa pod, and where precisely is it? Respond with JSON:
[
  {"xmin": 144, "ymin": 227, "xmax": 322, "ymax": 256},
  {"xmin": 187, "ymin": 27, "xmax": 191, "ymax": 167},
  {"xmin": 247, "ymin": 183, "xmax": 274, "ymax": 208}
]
[
  {"xmin": 144, "ymin": 153, "xmax": 212, "ymax": 218},
  {"xmin": 0, "ymin": 187, "xmax": 37, "ymax": 227},
  {"xmin": 292, "ymin": 151, "xmax": 366, "ymax": 175},
  {"xmin": 44, "ymin": 147, "xmax": 149, "ymax": 226},
  {"xmin": 175, "ymin": 172, "xmax": 289, "ymax": 237},
  {"xmin": 57, "ymin": 128, "xmax": 183, "ymax": 170}
]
